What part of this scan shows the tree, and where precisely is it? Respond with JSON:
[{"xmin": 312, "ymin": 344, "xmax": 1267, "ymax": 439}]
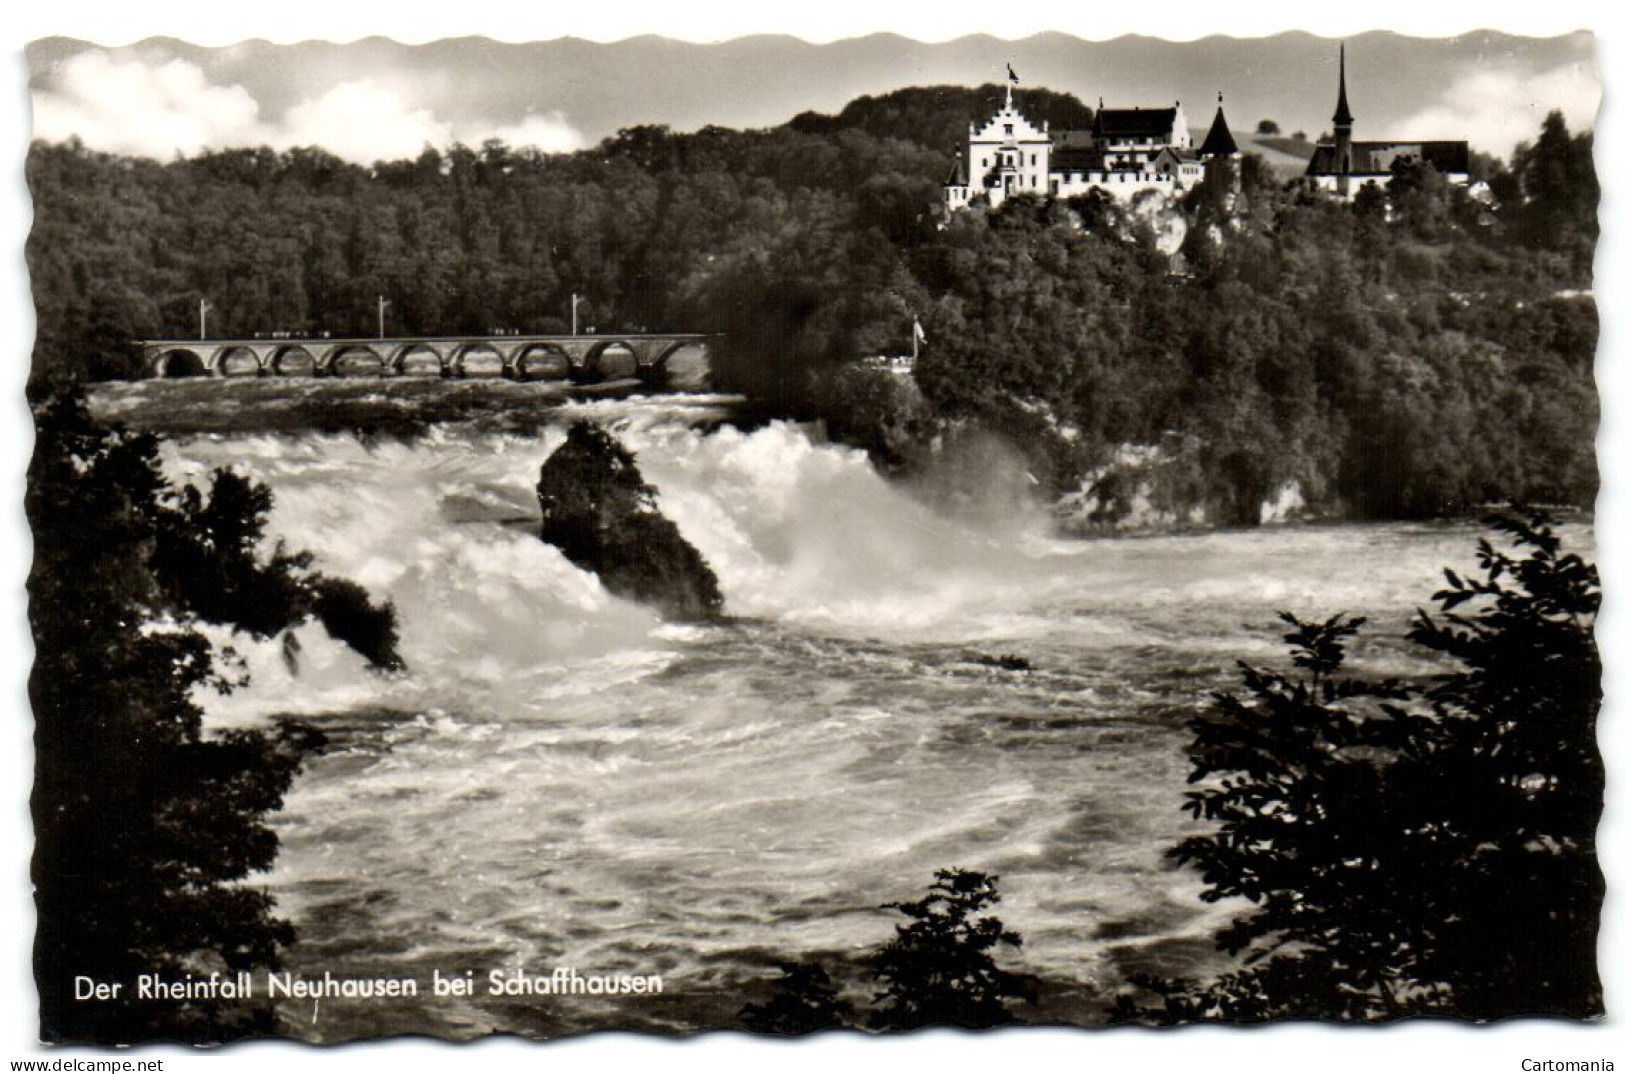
[
  {"xmin": 1351, "ymin": 177, "xmax": 1388, "ymax": 219},
  {"xmin": 870, "ymin": 868, "xmax": 1034, "ymax": 1030},
  {"xmin": 28, "ymin": 388, "xmax": 402, "ymax": 1042},
  {"xmin": 1404, "ymin": 510, "xmax": 1602, "ymax": 1018},
  {"xmin": 1510, "ymin": 111, "xmax": 1598, "ymax": 275},
  {"xmin": 148, "ymin": 469, "xmax": 403, "ymax": 669},
  {"xmin": 1387, "ymin": 157, "xmax": 1456, "ymax": 239},
  {"xmin": 1111, "ymin": 511, "xmax": 1602, "ymax": 1023},
  {"xmin": 1256, "ymin": 119, "xmax": 1281, "ymax": 135},
  {"xmin": 815, "ymin": 363, "xmax": 935, "ymax": 474},
  {"xmin": 740, "ymin": 961, "xmax": 858, "ymax": 1034}
]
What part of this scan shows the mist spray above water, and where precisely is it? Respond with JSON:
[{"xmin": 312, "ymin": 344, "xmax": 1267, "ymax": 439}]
[
  {"xmin": 163, "ymin": 401, "xmax": 1504, "ymax": 730},
  {"xmin": 166, "ymin": 408, "xmax": 1067, "ymax": 725}
]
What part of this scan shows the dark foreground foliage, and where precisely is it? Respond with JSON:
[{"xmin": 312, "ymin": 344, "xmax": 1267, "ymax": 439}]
[
  {"xmin": 28, "ymin": 388, "xmax": 402, "ymax": 1042},
  {"xmin": 739, "ymin": 962, "xmax": 859, "ymax": 1035},
  {"xmin": 1112, "ymin": 510, "xmax": 1601, "ymax": 1023},
  {"xmin": 740, "ymin": 868, "xmax": 1032, "ymax": 1034},
  {"xmin": 148, "ymin": 468, "xmax": 404, "ymax": 671},
  {"xmin": 870, "ymin": 867, "xmax": 1036, "ymax": 1029},
  {"xmin": 536, "ymin": 421, "xmax": 724, "ymax": 621}
]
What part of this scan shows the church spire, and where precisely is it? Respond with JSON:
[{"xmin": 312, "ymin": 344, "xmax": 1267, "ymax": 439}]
[
  {"xmin": 1333, "ymin": 43, "xmax": 1354, "ymax": 127},
  {"xmin": 1332, "ymin": 44, "xmax": 1354, "ymax": 196}
]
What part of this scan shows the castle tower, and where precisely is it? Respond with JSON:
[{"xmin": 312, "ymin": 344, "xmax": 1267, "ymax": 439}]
[
  {"xmin": 1332, "ymin": 43, "xmax": 1355, "ymax": 197},
  {"xmin": 1198, "ymin": 92, "xmax": 1238, "ymax": 158},
  {"xmin": 1198, "ymin": 92, "xmax": 1240, "ymax": 194}
]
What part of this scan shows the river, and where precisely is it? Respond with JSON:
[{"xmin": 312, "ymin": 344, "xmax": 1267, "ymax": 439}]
[{"xmin": 94, "ymin": 385, "xmax": 1589, "ymax": 1041}]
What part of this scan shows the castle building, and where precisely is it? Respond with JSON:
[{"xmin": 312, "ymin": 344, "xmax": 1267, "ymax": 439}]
[
  {"xmin": 944, "ymin": 77, "xmax": 1226, "ymax": 213},
  {"xmin": 1303, "ymin": 45, "xmax": 1470, "ymax": 197},
  {"xmin": 943, "ymin": 82, "xmax": 1053, "ymax": 209},
  {"xmin": 944, "ymin": 47, "xmax": 1468, "ymax": 213}
]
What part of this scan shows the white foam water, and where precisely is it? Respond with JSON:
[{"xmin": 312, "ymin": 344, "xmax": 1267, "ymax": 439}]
[{"xmin": 155, "ymin": 404, "xmax": 1581, "ymax": 1039}]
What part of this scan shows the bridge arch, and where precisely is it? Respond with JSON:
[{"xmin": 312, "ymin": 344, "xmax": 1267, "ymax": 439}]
[
  {"xmin": 140, "ymin": 333, "xmax": 716, "ymax": 384},
  {"xmin": 390, "ymin": 343, "xmax": 447, "ymax": 377},
  {"xmin": 451, "ymin": 342, "xmax": 506, "ymax": 378},
  {"xmin": 650, "ymin": 340, "xmax": 710, "ymax": 390},
  {"xmin": 216, "ymin": 346, "xmax": 263, "ymax": 377},
  {"xmin": 270, "ymin": 345, "xmax": 317, "ymax": 376},
  {"xmin": 582, "ymin": 341, "xmax": 641, "ymax": 383},
  {"xmin": 154, "ymin": 348, "xmax": 208, "ymax": 378},
  {"xmin": 514, "ymin": 343, "xmax": 573, "ymax": 381},
  {"xmin": 326, "ymin": 345, "xmax": 387, "ymax": 377}
]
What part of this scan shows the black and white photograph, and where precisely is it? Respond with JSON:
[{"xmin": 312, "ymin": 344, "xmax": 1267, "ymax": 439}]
[{"xmin": 5, "ymin": 2, "xmax": 1620, "ymax": 1068}]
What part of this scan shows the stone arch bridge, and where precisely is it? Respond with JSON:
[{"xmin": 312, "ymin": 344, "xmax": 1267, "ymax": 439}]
[{"xmin": 137, "ymin": 333, "xmax": 717, "ymax": 385}]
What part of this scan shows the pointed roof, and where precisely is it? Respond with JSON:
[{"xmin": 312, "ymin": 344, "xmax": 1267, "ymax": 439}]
[
  {"xmin": 1333, "ymin": 43, "xmax": 1354, "ymax": 127},
  {"xmin": 1199, "ymin": 96, "xmax": 1238, "ymax": 156}
]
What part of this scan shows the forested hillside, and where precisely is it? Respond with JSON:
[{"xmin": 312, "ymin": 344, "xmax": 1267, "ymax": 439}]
[
  {"xmin": 26, "ymin": 86, "xmax": 1597, "ymax": 523},
  {"xmin": 28, "ymin": 83, "xmax": 1062, "ymax": 378}
]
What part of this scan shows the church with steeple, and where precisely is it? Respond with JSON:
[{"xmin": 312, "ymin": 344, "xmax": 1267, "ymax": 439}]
[{"xmin": 1303, "ymin": 45, "xmax": 1470, "ymax": 197}]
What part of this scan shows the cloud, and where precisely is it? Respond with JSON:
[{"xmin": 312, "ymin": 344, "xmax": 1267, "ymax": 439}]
[
  {"xmin": 1390, "ymin": 62, "xmax": 1600, "ymax": 161},
  {"xmin": 32, "ymin": 51, "xmax": 263, "ymax": 158},
  {"xmin": 31, "ymin": 51, "xmax": 586, "ymax": 164},
  {"xmin": 465, "ymin": 112, "xmax": 589, "ymax": 154},
  {"xmin": 278, "ymin": 81, "xmax": 453, "ymax": 162}
]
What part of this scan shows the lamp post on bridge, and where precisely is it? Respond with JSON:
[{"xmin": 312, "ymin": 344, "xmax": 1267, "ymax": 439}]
[
  {"xmin": 198, "ymin": 299, "xmax": 211, "ymax": 341},
  {"xmin": 571, "ymin": 292, "xmax": 582, "ymax": 336},
  {"xmin": 377, "ymin": 295, "xmax": 391, "ymax": 341}
]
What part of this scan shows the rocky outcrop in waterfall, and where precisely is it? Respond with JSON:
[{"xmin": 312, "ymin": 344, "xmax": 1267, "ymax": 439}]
[{"xmin": 537, "ymin": 421, "xmax": 725, "ymax": 622}]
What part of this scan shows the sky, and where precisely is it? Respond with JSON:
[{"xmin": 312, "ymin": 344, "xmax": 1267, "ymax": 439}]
[{"xmin": 24, "ymin": 30, "xmax": 1602, "ymax": 165}]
